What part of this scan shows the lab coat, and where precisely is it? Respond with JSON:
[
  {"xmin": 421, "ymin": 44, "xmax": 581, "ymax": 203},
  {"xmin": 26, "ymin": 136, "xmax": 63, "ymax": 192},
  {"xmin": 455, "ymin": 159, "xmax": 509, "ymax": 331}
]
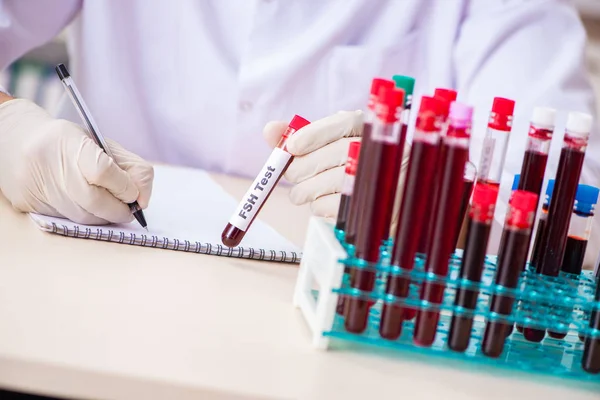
[{"xmin": 1, "ymin": 0, "xmax": 599, "ymax": 266}]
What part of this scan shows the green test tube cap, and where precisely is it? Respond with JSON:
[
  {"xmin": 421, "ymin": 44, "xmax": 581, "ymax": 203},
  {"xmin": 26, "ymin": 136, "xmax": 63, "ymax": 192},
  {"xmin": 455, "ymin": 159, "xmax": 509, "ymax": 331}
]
[{"xmin": 392, "ymin": 75, "xmax": 415, "ymax": 106}]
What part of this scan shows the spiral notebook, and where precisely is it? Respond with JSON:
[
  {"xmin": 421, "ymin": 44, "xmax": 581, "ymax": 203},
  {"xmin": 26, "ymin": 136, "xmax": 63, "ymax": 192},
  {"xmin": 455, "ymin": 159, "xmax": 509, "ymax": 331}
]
[{"xmin": 29, "ymin": 165, "xmax": 302, "ymax": 263}]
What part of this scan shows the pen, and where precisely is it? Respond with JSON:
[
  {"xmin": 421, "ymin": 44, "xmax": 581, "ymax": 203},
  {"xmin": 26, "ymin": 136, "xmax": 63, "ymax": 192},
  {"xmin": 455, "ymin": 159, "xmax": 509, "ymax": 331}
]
[{"xmin": 55, "ymin": 63, "xmax": 148, "ymax": 230}]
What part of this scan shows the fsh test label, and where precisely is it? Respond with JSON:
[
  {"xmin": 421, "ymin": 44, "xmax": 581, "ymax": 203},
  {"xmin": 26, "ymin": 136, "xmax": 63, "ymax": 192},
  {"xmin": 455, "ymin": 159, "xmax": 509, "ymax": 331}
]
[{"xmin": 229, "ymin": 147, "xmax": 292, "ymax": 231}]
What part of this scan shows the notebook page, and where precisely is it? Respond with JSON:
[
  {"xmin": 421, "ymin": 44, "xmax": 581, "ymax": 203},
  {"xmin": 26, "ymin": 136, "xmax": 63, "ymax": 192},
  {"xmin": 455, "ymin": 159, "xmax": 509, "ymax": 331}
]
[{"xmin": 30, "ymin": 165, "xmax": 300, "ymax": 255}]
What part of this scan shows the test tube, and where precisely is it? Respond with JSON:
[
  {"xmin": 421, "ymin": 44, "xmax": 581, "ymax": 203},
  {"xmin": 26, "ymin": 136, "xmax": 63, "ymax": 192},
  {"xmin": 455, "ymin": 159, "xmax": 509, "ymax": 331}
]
[
  {"xmin": 335, "ymin": 141, "xmax": 362, "ymax": 232},
  {"xmin": 517, "ymin": 107, "xmax": 556, "ymax": 197},
  {"xmin": 476, "ymin": 97, "xmax": 515, "ymax": 187},
  {"xmin": 413, "ymin": 102, "xmax": 472, "ymax": 347},
  {"xmin": 582, "ymin": 278, "xmax": 600, "ymax": 373},
  {"xmin": 548, "ymin": 185, "xmax": 600, "ymax": 339},
  {"xmin": 526, "ymin": 112, "xmax": 593, "ymax": 342},
  {"xmin": 344, "ymin": 87, "xmax": 406, "ymax": 334},
  {"xmin": 345, "ymin": 78, "xmax": 395, "ymax": 245},
  {"xmin": 529, "ymin": 180, "xmax": 556, "ymax": 267},
  {"xmin": 453, "ymin": 161, "xmax": 477, "ymax": 249},
  {"xmin": 417, "ymin": 88, "xmax": 458, "ymax": 255},
  {"xmin": 222, "ymin": 115, "xmax": 310, "ymax": 247},
  {"xmin": 379, "ymin": 96, "xmax": 444, "ymax": 340},
  {"xmin": 482, "ymin": 190, "xmax": 538, "ymax": 358},
  {"xmin": 448, "ymin": 183, "xmax": 499, "ymax": 352},
  {"xmin": 561, "ymin": 185, "xmax": 599, "ymax": 275}
]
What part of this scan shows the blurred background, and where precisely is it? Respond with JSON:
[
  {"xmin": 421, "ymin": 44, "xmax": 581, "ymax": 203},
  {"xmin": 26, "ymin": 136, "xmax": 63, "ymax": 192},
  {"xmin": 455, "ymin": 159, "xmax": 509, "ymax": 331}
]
[{"xmin": 1, "ymin": 2, "xmax": 600, "ymax": 115}]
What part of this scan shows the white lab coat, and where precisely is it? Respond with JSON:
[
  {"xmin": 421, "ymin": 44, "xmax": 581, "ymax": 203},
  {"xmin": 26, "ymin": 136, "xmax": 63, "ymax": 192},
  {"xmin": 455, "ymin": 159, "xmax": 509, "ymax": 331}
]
[{"xmin": 1, "ymin": 0, "xmax": 599, "ymax": 266}]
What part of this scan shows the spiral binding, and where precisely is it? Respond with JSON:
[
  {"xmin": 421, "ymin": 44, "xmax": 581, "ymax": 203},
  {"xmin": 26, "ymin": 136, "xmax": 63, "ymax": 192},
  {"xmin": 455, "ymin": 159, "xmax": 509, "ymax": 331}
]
[{"xmin": 50, "ymin": 222, "xmax": 300, "ymax": 263}]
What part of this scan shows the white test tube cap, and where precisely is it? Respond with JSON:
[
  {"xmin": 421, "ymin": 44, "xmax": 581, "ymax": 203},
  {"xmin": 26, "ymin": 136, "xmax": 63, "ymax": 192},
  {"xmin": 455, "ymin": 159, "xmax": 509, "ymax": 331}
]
[
  {"xmin": 566, "ymin": 111, "xmax": 593, "ymax": 137},
  {"xmin": 531, "ymin": 107, "xmax": 557, "ymax": 127}
]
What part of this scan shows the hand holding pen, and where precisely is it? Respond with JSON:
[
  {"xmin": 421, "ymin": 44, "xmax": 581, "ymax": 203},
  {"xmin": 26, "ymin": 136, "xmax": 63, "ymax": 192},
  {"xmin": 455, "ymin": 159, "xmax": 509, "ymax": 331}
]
[{"xmin": 56, "ymin": 63, "xmax": 150, "ymax": 230}]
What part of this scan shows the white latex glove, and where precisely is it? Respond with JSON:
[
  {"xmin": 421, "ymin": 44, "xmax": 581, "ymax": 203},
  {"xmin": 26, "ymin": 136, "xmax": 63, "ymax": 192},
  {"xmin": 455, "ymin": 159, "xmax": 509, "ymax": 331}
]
[
  {"xmin": 263, "ymin": 110, "xmax": 363, "ymax": 218},
  {"xmin": 0, "ymin": 98, "xmax": 154, "ymax": 225},
  {"xmin": 263, "ymin": 110, "xmax": 410, "ymax": 225}
]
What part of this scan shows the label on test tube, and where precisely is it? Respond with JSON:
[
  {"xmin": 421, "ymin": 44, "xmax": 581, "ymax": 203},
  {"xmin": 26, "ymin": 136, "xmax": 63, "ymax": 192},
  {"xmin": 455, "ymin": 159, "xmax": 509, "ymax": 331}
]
[
  {"xmin": 478, "ymin": 137, "xmax": 496, "ymax": 180},
  {"xmin": 228, "ymin": 147, "xmax": 291, "ymax": 231}
]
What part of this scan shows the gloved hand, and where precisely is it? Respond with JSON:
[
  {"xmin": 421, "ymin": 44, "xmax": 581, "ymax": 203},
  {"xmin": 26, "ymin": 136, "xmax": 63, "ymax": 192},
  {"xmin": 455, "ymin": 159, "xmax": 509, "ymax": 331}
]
[
  {"xmin": 263, "ymin": 110, "xmax": 410, "ymax": 226},
  {"xmin": 0, "ymin": 98, "xmax": 154, "ymax": 225}
]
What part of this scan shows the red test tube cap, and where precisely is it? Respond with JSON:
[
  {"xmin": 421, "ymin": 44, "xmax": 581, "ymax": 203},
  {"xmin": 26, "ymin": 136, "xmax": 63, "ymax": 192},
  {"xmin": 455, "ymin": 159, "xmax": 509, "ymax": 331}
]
[
  {"xmin": 472, "ymin": 183, "xmax": 499, "ymax": 208},
  {"xmin": 419, "ymin": 96, "xmax": 442, "ymax": 116},
  {"xmin": 370, "ymin": 78, "xmax": 395, "ymax": 96},
  {"xmin": 434, "ymin": 88, "xmax": 458, "ymax": 103},
  {"xmin": 492, "ymin": 97, "xmax": 515, "ymax": 116},
  {"xmin": 511, "ymin": 190, "xmax": 538, "ymax": 213},
  {"xmin": 289, "ymin": 115, "xmax": 311, "ymax": 131},
  {"xmin": 347, "ymin": 140, "xmax": 361, "ymax": 160},
  {"xmin": 377, "ymin": 87, "xmax": 405, "ymax": 122}
]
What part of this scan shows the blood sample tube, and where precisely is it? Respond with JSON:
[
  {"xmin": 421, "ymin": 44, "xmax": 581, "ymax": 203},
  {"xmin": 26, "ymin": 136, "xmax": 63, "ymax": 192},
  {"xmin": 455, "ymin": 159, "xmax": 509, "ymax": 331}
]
[
  {"xmin": 582, "ymin": 277, "xmax": 600, "ymax": 373},
  {"xmin": 529, "ymin": 180, "xmax": 556, "ymax": 267},
  {"xmin": 477, "ymin": 97, "xmax": 515, "ymax": 187},
  {"xmin": 417, "ymin": 88, "xmax": 458, "ymax": 255},
  {"xmin": 335, "ymin": 141, "xmax": 362, "ymax": 232},
  {"xmin": 413, "ymin": 102, "xmax": 472, "ymax": 347},
  {"xmin": 525, "ymin": 112, "xmax": 593, "ymax": 342},
  {"xmin": 482, "ymin": 191, "xmax": 538, "ymax": 358},
  {"xmin": 344, "ymin": 87, "xmax": 406, "ymax": 334},
  {"xmin": 453, "ymin": 161, "xmax": 477, "ymax": 249},
  {"xmin": 547, "ymin": 185, "xmax": 600, "ymax": 339},
  {"xmin": 379, "ymin": 96, "xmax": 444, "ymax": 340},
  {"xmin": 448, "ymin": 183, "xmax": 499, "ymax": 352},
  {"xmin": 345, "ymin": 78, "xmax": 395, "ymax": 245},
  {"xmin": 561, "ymin": 185, "xmax": 599, "ymax": 275},
  {"xmin": 222, "ymin": 115, "xmax": 310, "ymax": 247}
]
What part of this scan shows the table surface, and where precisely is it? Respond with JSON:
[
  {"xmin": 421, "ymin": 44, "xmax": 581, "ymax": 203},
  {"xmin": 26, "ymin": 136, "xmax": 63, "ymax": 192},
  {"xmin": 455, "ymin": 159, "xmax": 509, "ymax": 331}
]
[{"xmin": 0, "ymin": 171, "xmax": 598, "ymax": 400}]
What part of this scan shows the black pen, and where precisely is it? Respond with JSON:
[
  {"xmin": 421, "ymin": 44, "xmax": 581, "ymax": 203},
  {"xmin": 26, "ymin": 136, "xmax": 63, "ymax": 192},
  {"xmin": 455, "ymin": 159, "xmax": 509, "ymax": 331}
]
[{"xmin": 55, "ymin": 63, "xmax": 148, "ymax": 230}]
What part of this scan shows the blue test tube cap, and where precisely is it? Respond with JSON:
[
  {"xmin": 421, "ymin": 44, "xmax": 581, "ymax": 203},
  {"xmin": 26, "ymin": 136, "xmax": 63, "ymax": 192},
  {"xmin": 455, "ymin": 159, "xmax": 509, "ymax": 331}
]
[
  {"xmin": 512, "ymin": 174, "xmax": 520, "ymax": 191},
  {"xmin": 575, "ymin": 184, "xmax": 600, "ymax": 214}
]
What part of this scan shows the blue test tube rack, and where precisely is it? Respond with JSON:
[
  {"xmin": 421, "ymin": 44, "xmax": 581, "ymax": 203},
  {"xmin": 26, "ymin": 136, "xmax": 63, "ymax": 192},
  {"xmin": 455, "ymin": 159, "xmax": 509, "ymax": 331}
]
[{"xmin": 293, "ymin": 217, "xmax": 600, "ymax": 386}]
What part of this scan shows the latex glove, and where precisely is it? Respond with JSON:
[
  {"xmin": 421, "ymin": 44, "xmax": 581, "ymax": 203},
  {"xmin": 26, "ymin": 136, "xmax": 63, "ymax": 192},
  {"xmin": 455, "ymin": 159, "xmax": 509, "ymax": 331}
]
[
  {"xmin": 0, "ymin": 98, "xmax": 154, "ymax": 225},
  {"xmin": 263, "ymin": 110, "xmax": 363, "ymax": 218}
]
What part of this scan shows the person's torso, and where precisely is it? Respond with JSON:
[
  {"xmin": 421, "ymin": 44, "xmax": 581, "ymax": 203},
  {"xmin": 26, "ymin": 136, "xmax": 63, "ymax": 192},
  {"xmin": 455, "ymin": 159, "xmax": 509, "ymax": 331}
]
[{"xmin": 62, "ymin": 0, "xmax": 465, "ymax": 177}]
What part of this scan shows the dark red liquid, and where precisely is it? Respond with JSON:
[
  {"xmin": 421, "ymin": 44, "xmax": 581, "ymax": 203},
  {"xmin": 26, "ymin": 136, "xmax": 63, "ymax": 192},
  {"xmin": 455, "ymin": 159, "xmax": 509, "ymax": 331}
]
[
  {"xmin": 382, "ymin": 123, "xmax": 409, "ymax": 238},
  {"xmin": 335, "ymin": 194, "xmax": 352, "ymax": 231},
  {"xmin": 379, "ymin": 140, "xmax": 439, "ymax": 340},
  {"xmin": 448, "ymin": 219, "xmax": 491, "ymax": 352},
  {"xmin": 222, "ymin": 158, "xmax": 291, "ymax": 247},
  {"xmin": 344, "ymin": 123, "xmax": 372, "ymax": 245},
  {"xmin": 414, "ymin": 144, "xmax": 469, "ymax": 347},
  {"xmin": 530, "ymin": 211, "xmax": 548, "ymax": 268},
  {"xmin": 538, "ymin": 147, "xmax": 585, "ymax": 277},
  {"xmin": 417, "ymin": 143, "xmax": 447, "ymax": 255},
  {"xmin": 518, "ymin": 150, "xmax": 548, "ymax": 199},
  {"xmin": 582, "ymin": 280, "xmax": 600, "ymax": 373},
  {"xmin": 532, "ymin": 147, "xmax": 585, "ymax": 340},
  {"xmin": 482, "ymin": 229, "xmax": 530, "ymax": 358},
  {"xmin": 561, "ymin": 235, "xmax": 587, "ymax": 275},
  {"xmin": 345, "ymin": 127, "xmax": 405, "ymax": 334},
  {"xmin": 453, "ymin": 179, "xmax": 475, "ymax": 249}
]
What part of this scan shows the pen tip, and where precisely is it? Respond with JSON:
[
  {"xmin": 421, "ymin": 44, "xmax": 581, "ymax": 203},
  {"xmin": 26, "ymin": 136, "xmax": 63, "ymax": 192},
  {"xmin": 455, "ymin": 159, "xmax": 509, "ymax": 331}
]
[{"xmin": 144, "ymin": 227, "xmax": 149, "ymax": 232}]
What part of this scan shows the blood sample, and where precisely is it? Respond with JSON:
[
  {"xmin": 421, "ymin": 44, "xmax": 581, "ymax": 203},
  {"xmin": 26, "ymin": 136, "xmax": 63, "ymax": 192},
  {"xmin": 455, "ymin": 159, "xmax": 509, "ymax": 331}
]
[
  {"xmin": 582, "ymin": 277, "xmax": 600, "ymax": 373},
  {"xmin": 335, "ymin": 141, "xmax": 362, "ymax": 232},
  {"xmin": 482, "ymin": 191, "xmax": 537, "ymax": 358},
  {"xmin": 453, "ymin": 161, "xmax": 477, "ymax": 249},
  {"xmin": 345, "ymin": 78, "xmax": 395, "ymax": 245},
  {"xmin": 526, "ymin": 112, "xmax": 593, "ymax": 342},
  {"xmin": 417, "ymin": 88, "xmax": 457, "ymax": 255},
  {"xmin": 379, "ymin": 96, "xmax": 443, "ymax": 340},
  {"xmin": 529, "ymin": 180, "xmax": 555, "ymax": 268},
  {"xmin": 448, "ymin": 183, "xmax": 499, "ymax": 352},
  {"xmin": 561, "ymin": 185, "xmax": 599, "ymax": 275},
  {"xmin": 476, "ymin": 97, "xmax": 515, "ymax": 187},
  {"xmin": 222, "ymin": 115, "xmax": 310, "ymax": 247},
  {"xmin": 344, "ymin": 87, "xmax": 406, "ymax": 334},
  {"xmin": 517, "ymin": 107, "xmax": 556, "ymax": 196},
  {"xmin": 547, "ymin": 185, "xmax": 600, "ymax": 339},
  {"xmin": 413, "ymin": 101, "xmax": 472, "ymax": 347}
]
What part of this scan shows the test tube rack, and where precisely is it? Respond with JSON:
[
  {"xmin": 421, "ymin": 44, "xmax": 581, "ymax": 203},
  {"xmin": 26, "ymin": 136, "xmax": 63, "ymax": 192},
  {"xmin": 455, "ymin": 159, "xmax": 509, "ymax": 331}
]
[{"xmin": 293, "ymin": 217, "xmax": 600, "ymax": 385}]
